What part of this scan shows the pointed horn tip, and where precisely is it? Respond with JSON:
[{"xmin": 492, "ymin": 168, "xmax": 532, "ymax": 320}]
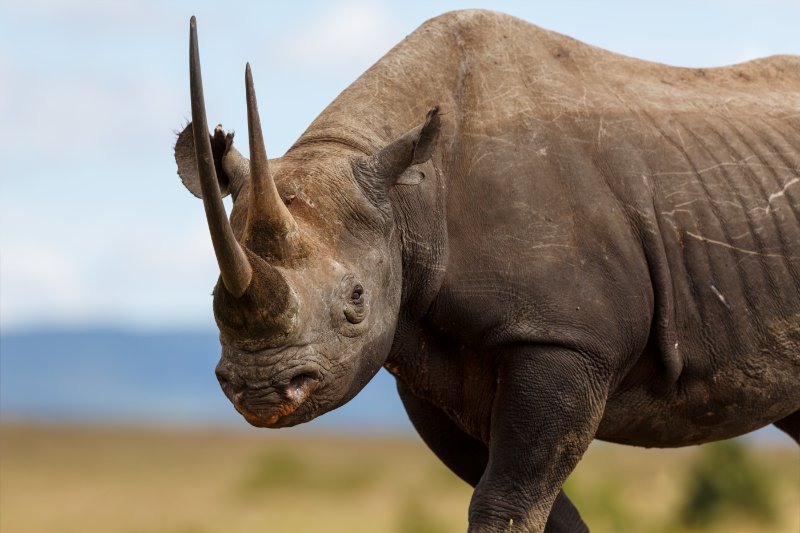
[{"xmin": 190, "ymin": 15, "xmax": 197, "ymax": 27}]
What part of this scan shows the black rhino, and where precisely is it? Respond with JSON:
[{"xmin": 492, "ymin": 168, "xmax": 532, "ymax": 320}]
[{"xmin": 175, "ymin": 10, "xmax": 799, "ymax": 532}]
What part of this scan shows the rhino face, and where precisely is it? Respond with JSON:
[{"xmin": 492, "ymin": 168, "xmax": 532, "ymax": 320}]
[
  {"xmin": 175, "ymin": 18, "xmax": 439, "ymax": 428},
  {"xmin": 209, "ymin": 187, "xmax": 404, "ymax": 427},
  {"xmin": 213, "ymin": 236, "xmax": 401, "ymax": 428}
]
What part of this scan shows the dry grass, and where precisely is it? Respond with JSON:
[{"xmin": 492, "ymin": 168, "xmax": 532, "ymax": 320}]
[{"xmin": 0, "ymin": 424, "xmax": 796, "ymax": 532}]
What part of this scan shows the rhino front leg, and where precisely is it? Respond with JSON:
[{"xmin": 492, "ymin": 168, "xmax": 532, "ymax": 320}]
[
  {"xmin": 398, "ymin": 380, "xmax": 589, "ymax": 532},
  {"xmin": 469, "ymin": 345, "xmax": 609, "ymax": 533}
]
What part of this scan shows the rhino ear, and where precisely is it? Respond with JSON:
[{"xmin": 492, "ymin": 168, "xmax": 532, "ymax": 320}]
[
  {"xmin": 356, "ymin": 106, "xmax": 441, "ymax": 206},
  {"xmin": 174, "ymin": 122, "xmax": 231, "ymax": 199}
]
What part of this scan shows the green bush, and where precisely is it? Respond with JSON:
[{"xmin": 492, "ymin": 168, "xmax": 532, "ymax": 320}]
[
  {"xmin": 679, "ymin": 440, "xmax": 776, "ymax": 528},
  {"xmin": 238, "ymin": 450, "xmax": 377, "ymax": 496},
  {"xmin": 396, "ymin": 498, "xmax": 447, "ymax": 533},
  {"xmin": 563, "ymin": 477, "xmax": 633, "ymax": 533}
]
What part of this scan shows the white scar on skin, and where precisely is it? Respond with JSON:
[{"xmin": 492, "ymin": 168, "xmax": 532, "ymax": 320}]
[
  {"xmin": 767, "ymin": 177, "xmax": 799, "ymax": 203},
  {"xmin": 750, "ymin": 177, "xmax": 799, "ymax": 215},
  {"xmin": 709, "ymin": 284, "xmax": 731, "ymax": 309},
  {"xmin": 685, "ymin": 232, "xmax": 798, "ymax": 260}
]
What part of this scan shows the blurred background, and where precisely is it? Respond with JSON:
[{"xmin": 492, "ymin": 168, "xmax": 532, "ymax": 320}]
[{"xmin": 1, "ymin": 1, "xmax": 798, "ymax": 532}]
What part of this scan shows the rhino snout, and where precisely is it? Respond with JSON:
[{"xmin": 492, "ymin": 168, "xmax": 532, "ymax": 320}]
[{"xmin": 215, "ymin": 364, "xmax": 320, "ymax": 428}]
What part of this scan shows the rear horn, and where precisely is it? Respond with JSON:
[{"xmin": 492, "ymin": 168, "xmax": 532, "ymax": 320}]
[
  {"xmin": 244, "ymin": 64, "xmax": 299, "ymax": 241},
  {"xmin": 189, "ymin": 16, "xmax": 252, "ymax": 297}
]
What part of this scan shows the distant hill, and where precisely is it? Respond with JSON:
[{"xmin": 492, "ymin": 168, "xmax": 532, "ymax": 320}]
[
  {"xmin": 0, "ymin": 329, "xmax": 788, "ymax": 442},
  {"xmin": 0, "ymin": 329, "xmax": 412, "ymax": 433}
]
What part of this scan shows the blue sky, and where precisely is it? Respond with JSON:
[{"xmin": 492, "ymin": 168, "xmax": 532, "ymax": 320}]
[{"xmin": 1, "ymin": 1, "xmax": 799, "ymax": 331}]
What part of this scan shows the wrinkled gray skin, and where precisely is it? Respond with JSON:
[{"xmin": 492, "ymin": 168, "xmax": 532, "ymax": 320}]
[{"xmin": 175, "ymin": 10, "xmax": 800, "ymax": 532}]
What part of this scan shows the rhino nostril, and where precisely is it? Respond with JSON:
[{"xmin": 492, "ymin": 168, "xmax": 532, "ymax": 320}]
[
  {"xmin": 216, "ymin": 367, "xmax": 244, "ymax": 398},
  {"xmin": 285, "ymin": 373, "xmax": 319, "ymax": 402},
  {"xmin": 215, "ymin": 367, "xmax": 232, "ymax": 387},
  {"xmin": 289, "ymin": 372, "xmax": 312, "ymax": 389}
]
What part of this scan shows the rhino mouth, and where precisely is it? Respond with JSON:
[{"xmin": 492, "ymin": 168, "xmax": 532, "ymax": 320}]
[
  {"xmin": 238, "ymin": 376, "xmax": 320, "ymax": 428},
  {"xmin": 216, "ymin": 364, "xmax": 322, "ymax": 428}
]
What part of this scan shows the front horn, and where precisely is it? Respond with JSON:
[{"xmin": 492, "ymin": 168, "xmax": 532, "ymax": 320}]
[{"xmin": 189, "ymin": 16, "xmax": 252, "ymax": 297}]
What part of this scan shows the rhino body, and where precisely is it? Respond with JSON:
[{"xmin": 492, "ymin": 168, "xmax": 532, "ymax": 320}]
[{"xmin": 176, "ymin": 10, "xmax": 800, "ymax": 532}]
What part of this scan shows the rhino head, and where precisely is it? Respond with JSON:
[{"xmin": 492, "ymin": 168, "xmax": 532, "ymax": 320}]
[{"xmin": 174, "ymin": 18, "xmax": 440, "ymax": 428}]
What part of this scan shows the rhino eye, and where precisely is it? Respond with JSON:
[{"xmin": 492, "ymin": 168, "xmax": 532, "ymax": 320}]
[
  {"xmin": 351, "ymin": 285, "xmax": 364, "ymax": 303},
  {"xmin": 344, "ymin": 284, "xmax": 366, "ymax": 325}
]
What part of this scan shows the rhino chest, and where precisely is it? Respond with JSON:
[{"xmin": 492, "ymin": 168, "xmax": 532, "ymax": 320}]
[{"xmin": 388, "ymin": 324, "xmax": 498, "ymax": 444}]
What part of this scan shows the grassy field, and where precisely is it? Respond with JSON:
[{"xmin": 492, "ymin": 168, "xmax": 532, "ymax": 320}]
[{"xmin": 0, "ymin": 424, "xmax": 796, "ymax": 533}]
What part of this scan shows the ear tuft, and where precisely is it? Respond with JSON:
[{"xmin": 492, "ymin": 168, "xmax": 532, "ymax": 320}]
[{"xmin": 174, "ymin": 122, "xmax": 231, "ymax": 198}]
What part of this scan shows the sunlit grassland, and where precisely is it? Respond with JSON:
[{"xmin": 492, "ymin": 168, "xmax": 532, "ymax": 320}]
[{"xmin": 1, "ymin": 424, "xmax": 797, "ymax": 533}]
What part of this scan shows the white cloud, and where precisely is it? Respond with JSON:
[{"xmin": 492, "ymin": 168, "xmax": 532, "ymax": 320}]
[
  {"xmin": 0, "ymin": 245, "xmax": 88, "ymax": 328},
  {"xmin": 2, "ymin": 0, "xmax": 163, "ymax": 28},
  {"xmin": 0, "ymin": 219, "xmax": 220, "ymax": 331},
  {"xmin": 273, "ymin": 0, "xmax": 398, "ymax": 72},
  {"xmin": 0, "ymin": 67, "xmax": 182, "ymax": 163}
]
